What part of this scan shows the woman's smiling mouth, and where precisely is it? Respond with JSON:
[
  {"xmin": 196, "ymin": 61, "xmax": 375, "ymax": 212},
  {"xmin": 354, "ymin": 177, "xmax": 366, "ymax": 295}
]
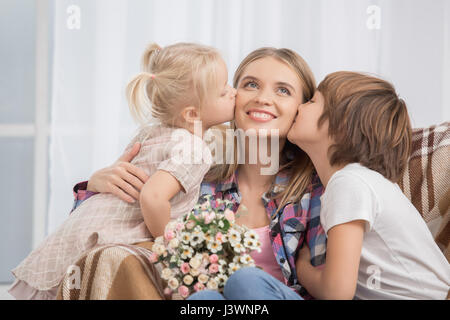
[{"xmin": 246, "ymin": 109, "xmax": 277, "ymax": 122}]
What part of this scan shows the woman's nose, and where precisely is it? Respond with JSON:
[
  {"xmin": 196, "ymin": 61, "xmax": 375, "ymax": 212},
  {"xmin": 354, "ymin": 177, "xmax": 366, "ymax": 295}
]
[{"xmin": 254, "ymin": 90, "xmax": 273, "ymax": 105}]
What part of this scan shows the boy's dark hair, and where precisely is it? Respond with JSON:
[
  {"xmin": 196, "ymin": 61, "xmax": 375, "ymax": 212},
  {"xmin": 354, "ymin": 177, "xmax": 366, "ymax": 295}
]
[{"xmin": 317, "ymin": 71, "xmax": 412, "ymax": 182}]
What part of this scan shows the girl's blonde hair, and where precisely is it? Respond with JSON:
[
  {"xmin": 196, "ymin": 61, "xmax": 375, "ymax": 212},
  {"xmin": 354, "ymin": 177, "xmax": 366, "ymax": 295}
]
[
  {"xmin": 205, "ymin": 47, "xmax": 317, "ymax": 214},
  {"xmin": 126, "ymin": 42, "xmax": 222, "ymax": 125}
]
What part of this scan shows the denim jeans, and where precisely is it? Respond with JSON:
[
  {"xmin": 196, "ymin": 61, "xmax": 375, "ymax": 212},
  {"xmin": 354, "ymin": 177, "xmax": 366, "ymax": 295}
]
[{"xmin": 187, "ymin": 267, "xmax": 303, "ymax": 300}]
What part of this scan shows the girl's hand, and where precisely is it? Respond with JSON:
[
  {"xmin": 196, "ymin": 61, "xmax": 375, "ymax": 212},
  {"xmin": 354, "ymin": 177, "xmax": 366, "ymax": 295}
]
[{"xmin": 86, "ymin": 142, "xmax": 150, "ymax": 203}]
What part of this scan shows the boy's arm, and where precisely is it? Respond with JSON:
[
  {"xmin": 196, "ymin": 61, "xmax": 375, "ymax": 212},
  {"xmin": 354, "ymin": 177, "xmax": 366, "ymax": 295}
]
[
  {"xmin": 140, "ymin": 170, "xmax": 183, "ymax": 238},
  {"xmin": 296, "ymin": 219, "xmax": 365, "ymax": 300}
]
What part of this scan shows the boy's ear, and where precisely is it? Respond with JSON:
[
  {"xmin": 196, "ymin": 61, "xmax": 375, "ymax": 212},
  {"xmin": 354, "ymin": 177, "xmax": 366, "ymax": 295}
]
[{"xmin": 180, "ymin": 106, "xmax": 201, "ymax": 124}]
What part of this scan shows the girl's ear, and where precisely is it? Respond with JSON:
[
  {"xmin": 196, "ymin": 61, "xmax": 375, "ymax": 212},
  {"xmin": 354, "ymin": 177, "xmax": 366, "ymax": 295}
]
[{"xmin": 180, "ymin": 106, "xmax": 201, "ymax": 124}]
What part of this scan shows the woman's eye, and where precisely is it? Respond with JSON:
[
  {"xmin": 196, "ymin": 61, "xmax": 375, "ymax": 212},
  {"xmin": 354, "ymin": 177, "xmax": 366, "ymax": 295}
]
[
  {"xmin": 278, "ymin": 87, "xmax": 290, "ymax": 95},
  {"xmin": 244, "ymin": 81, "xmax": 258, "ymax": 89}
]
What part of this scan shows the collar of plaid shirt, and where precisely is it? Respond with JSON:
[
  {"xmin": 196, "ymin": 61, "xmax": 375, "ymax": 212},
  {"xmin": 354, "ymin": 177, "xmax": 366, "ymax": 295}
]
[{"xmin": 200, "ymin": 169, "xmax": 327, "ymax": 298}]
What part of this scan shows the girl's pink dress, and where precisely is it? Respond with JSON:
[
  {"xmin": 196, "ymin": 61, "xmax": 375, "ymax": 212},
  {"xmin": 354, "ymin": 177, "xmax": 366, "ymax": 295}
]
[{"xmin": 9, "ymin": 124, "xmax": 212, "ymax": 299}]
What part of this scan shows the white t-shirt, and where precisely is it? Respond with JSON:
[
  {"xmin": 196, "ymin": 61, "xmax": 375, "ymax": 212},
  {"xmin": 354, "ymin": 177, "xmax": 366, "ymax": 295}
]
[{"xmin": 320, "ymin": 163, "xmax": 450, "ymax": 300}]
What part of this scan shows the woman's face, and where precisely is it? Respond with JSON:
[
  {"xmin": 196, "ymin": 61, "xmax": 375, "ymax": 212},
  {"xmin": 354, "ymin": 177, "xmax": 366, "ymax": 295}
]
[{"xmin": 234, "ymin": 57, "xmax": 304, "ymax": 138}]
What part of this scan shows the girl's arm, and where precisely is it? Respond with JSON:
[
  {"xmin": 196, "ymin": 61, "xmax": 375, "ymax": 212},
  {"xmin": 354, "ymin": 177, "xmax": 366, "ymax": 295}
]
[
  {"xmin": 296, "ymin": 219, "xmax": 365, "ymax": 300},
  {"xmin": 140, "ymin": 170, "xmax": 183, "ymax": 238}
]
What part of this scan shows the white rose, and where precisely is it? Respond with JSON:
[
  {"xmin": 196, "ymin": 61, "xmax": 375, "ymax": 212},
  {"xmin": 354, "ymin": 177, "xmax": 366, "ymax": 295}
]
[
  {"xmin": 183, "ymin": 275, "xmax": 194, "ymax": 286},
  {"xmin": 167, "ymin": 277, "xmax": 179, "ymax": 290},
  {"xmin": 154, "ymin": 236, "xmax": 164, "ymax": 245},
  {"xmin": 161, "ymin": 268, "xmax": 173, "ymax": 280},
  {"xmin": 152, "ymin": 244, "xmax": 167, "ymax": 256},
  {"xmin": 169, "ymin": 238, "xmax": 179, "ymax": 249},
  {"xmin": 166, "ymin": 221, "xmax": 177, "ymax": 230},
  {"xmin": 206, "ymin": 279, "xmax": 219, "ymax": 290},
  {"xmin": 189, "ymin": 257, "xmax": 202, "ymax": 269},
  {"xmin": 190, "ymin": 268, "xmax": 200, "ymax": 277},
  {"xmin": 198, "ymin": 273, "xmax": 209, "ymax": 284}
]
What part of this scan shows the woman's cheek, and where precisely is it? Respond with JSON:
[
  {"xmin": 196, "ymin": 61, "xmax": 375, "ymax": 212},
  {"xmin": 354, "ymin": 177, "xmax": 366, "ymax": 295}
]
[{"xmin": 279, "ymin": 105, "xmax": 299, "ymax": 135}]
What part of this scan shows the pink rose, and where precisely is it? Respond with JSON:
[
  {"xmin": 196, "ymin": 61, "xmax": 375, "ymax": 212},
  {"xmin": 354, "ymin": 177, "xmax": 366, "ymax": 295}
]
[
  {"xmin": 209, "ymin": 254, "xmax": 219, "ymax": 264},
  {"xmin": 149, "ymin": 252, "xmax": 159, "ymax": 263},
  {"xmin": 164, "ymin": 229, "xmax": 175, "ymax": 241},
  {"xmin": 186, "ymin": 220, "xmax": 196, "ymax": 230},
  {"xmin": 180, "ymin": 262, "xmax": 190, "ymax": 274},
  {"xmin": 224, "ymin": 209, "xmax": 235, "ymax": 222},
  {"xmin": 194, "ymin": 282, "xmax": 205, "ymax": 292},
  {"xmin": 176, "ymin": 222, "xmax": 185, "ymax": 231},
  {"xmin": 204, "ymin": 217, "xmax": 212, "ymax": 225},
  {"xmin": 208, "ymin": 263, "xmax": 219, "ymax": 274},
  {"xmin": 178, "ymin": 285, "xmax": 190, "ymax": 298},
  {"xmin": 205, "ymin": 212, "xmax": 216, "ymax": 224}
]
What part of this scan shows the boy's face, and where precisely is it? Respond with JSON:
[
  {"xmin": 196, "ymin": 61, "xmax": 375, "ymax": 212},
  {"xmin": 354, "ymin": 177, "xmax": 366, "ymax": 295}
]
[
  {"xmin": 200, "ymin": 58, "xmax": 236, "ymax": 130},
  {"xmin": 287, "ymin": 90, "xmax": 330, "ymax": 149}
]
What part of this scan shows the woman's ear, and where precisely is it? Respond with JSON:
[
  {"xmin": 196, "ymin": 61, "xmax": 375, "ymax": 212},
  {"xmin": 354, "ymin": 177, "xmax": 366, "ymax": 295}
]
[{"xmin": 180, "ymin": 106, "xmax": 201, "ymax": 124}]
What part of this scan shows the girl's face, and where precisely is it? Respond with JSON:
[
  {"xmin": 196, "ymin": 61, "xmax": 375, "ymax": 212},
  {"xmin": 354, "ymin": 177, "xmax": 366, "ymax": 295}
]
[
  {"xmin": 201, "ymin": 58, "xmax": 237, "ymax": 129},
  {"xmin": 234, "ymin": 57, "xmax": 304, "ymax": 138},
  {"xmin": 287, "ymin": 90, "xmax": 329, "ymax": 148}
]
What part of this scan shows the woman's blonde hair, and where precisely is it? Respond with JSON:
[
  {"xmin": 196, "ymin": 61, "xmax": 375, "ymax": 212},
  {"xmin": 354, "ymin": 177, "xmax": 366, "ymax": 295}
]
[
  {"xmin": 126, "ymin": 42, "xmax": 222, "ymax": 125},
  {"xmin": 205, "ymin": 47, "xmax": 317, "ymax": 214}
]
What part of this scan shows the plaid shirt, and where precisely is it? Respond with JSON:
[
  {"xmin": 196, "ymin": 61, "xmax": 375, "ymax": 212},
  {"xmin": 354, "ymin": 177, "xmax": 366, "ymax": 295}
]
[{"xmin": 72, "ymin": 170, "xmax": 327, "ymax": 298}]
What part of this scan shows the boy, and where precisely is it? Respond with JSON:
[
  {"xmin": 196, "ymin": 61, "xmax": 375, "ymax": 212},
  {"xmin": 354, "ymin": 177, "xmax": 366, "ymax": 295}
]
[{"xmin": 287, "ymin": 71, "xmax": 449, "ymax": 299}]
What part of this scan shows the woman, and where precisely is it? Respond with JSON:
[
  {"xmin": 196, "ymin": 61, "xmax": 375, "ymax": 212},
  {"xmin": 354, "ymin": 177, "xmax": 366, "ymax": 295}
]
[{"xmin": 58, "ymin": 47, "xmax": 327, "ymax": 300}]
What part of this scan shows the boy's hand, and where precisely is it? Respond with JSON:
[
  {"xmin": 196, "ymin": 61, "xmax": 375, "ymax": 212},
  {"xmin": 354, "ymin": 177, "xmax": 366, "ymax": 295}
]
[{"xmin": 297, "ymin": 243, "xmax": 312, "ymax": 266}]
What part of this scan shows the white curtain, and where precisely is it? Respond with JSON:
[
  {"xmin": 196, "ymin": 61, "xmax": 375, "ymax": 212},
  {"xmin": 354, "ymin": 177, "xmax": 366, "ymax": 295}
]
[{"xmin": 48, "ymin": 0, "xmax": 450, "ymax": 233}]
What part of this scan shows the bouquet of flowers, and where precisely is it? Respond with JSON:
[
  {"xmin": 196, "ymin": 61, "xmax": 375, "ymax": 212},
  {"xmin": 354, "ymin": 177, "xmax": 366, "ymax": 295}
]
[{"xmin": 149, "ymin": 195, "xmax": 261, "ymax": 299}]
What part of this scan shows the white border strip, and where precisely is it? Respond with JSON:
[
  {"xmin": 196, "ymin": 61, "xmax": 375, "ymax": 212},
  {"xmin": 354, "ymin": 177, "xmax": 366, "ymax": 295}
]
[{"xmin": 33, "ymin": 0, "xmax": 50, "ymax": 249}]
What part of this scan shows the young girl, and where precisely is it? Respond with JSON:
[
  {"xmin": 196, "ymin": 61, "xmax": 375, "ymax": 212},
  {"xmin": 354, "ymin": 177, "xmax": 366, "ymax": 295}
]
[
  {"xmin": 10, "ymin": 42, "xmax": 236, "ymax": 299},
  {"xmin": 288, "ymin": 71, "xmax": 450, "ymax": 299}
]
